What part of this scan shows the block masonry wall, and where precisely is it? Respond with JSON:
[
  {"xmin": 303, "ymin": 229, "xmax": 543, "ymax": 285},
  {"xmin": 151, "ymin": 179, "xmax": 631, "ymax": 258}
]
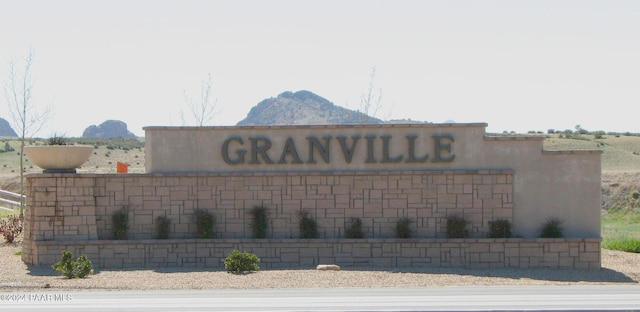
[
  {"xmin": 22, "ymin": 171, "xmax": 601, "ymax": 270},
  {"xmin": 25, "ymin": 170, "xmax": 512, "ymax": 241}
]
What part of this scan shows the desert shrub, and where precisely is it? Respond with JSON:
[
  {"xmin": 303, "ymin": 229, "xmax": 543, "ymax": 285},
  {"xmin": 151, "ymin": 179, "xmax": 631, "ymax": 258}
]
[
  {"xmin": 299, "ymin": 210, "xmax": 318, "ymax": 239},
  {"xmin": 1, "ymin": 142, "xmax": 15, "ymax": 153},
  {"xmin": 195, "ymin": 210, "xmax": 216, "ymax": 238},
  {"xmin": 156, "ymin": 216, "xmax": 171, "ymax": 239},
  {"xmin": 602, "ymin": 236, "xmax": 640, "ymax": 253},
  {"xmin": 47, "ymin": 134, "xmax": 69, "ymax": 146},
  {"xmin": 344, "ymin": 217, "xmax": 364, "ymax": 238},
  {"xmin": 446, "ymin": 215, "xmax": 469, "ymax": 238},
  {"xmin": 395, "ymin": 217, "xmax": 413, "ymax": 238},
  {"xmin": 539, "ymin": 218, "xmax": 564, "ymax": 238},
  {"xmin": 249, "ymin": 206, "xmax": 269, "ymax": 238},
  {"xmin": 224, "ymin": 249, "xmax": 260, "ymax": 273},
  {"xmin": 0, "ymin": 215, "xmax": 23, "ymax": 243},
  {"xmin": 51, "ymin": 250, "xmax": 93, "ymax": 279},
  {"xmin": 488, "ymin": 219, "xmax": 512, "ymax": 238},
  {"xmin": 111, "ymin": 207, "xmax": 129, "ymax": 240}
]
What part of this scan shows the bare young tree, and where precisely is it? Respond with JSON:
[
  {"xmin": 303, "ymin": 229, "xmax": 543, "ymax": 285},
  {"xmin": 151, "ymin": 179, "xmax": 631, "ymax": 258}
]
[
  {"xmin": 358, "ymin": 66, "xmax": 384, "ymax": 124},
  {"xmin": 181, "ymin": 73, "xmax": 217, "ymax": 126},
  {"xmin": 3, "ymin": 46, "xmax": 52, "ymax": 216}
]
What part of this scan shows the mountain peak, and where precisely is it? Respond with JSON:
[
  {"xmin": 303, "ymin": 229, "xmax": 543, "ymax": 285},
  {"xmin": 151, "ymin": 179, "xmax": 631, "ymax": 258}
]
[
  {"xmin": 82, "ymin": 120, "xmax": 138, "ymax": 139},
  {"xmin": 236, "ymin": 90, "xmax": 382, "ymax": 126}
]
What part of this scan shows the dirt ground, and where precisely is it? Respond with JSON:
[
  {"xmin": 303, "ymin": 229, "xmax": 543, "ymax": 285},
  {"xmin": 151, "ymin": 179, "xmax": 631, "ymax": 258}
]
[{"xmin": 0, "ymin": 240, "xmax": 638, "ymax": 290}]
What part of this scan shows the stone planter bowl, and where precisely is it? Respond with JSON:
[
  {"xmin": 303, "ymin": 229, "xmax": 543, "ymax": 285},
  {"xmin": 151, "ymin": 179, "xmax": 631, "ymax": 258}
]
[{"xmin": 24, "ymin": 145, "xmax": 94, "ymax": 173}]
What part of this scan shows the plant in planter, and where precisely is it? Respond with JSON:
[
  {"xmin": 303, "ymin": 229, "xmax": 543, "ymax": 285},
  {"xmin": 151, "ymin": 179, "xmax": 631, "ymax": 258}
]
[
  {"xmin": 539, "ymin": 218, "xmax": 564, "ymax": 238},
  {"xmin": 395, "ymin": 217, "xmax": 413, "ymax": 239},
  {"xmin": 488, "ymin": 219, "xmax": 512, "ymax": 238},
  {"xmin": 446, "ymin": 215, "xmax": 470, "ymax": 238},
  {"xmin": 249, "ymin": 206, "xmax": 269, "ymax": 238},
  {"xmin": 112, "ymin": 207, "xmax": 129, "ymax": 240},
  {"xmin": 24, "ymin": 134, "xmax": 93, "ymax": 173},
  {"xmin": 299, "ymin": 210, "xmax": 318, "ymax": 239},
  {"xmin": 195, "ymin": 209, "xmax": 216, "ymax": 239},
  {"xmin": 344, "ymin": 217, "xmax": 364, "ymax": 238}
]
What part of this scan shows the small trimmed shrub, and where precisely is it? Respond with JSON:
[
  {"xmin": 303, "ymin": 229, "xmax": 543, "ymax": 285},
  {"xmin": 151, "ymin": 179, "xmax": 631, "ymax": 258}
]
[
  {"xmin": 0, "ymin": 215, "xmax": 23, "ymax": 243},
  {"xmin": 111, "ymin": 207, "xmax": 129, "ymax": 240},
  {"xmin": 344, "ymin": 217, "xmax": 364, "ymax": 238},
  {"xmin": 488, "ymin": 219, "xmax": 512, "ymax": 238},
  {"xmin": 156, "ymin": 216, "xmax": 171, "ymax": 239},
  {"xmin": 195, "ymin": 210, "xmax": 216, "ymax": 239},
  {"xmin": 395, "ymin": 217, "xmax": 413, "ymax": 238},
  {"xmin": 249, "ymin": 206, "xmax": 269, "ymax": 238},
  {"xmin": 446, "ymin": 215, "xmax": 469, "ymax": 238},
  {"xmin": 299, "ymin": 210, "xmax": 318, "ymax": 239},
  {"xmin": 51, "ymin": 250, "xmax": 94, "ymax": 279},
  {"xmin": 539, "ymin": 218, "xmax": 564, "ymax": 238},
  {"xmin": 224, "ymin": 249, "xmax": 260, "ymax": 273}
]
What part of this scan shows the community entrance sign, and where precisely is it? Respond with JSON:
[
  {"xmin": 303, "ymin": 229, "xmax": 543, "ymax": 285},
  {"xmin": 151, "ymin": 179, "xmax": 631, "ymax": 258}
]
[{"xmin": 23, "ymin": 123, "xmax": 603, "ymax": 270}]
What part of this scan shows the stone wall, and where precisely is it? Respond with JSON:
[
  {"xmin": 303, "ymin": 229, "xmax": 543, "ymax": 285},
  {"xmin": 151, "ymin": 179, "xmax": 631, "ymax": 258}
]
[
  {"xmin": 24, "ymin": 170, "xmax": 513, "ymax": 241},
  {"xmin": 27, "ymin": 238, "xmax": 601, "ymax": 270},
  {"xmin": 22, "ymin": 171, "xmax": 601, "ymax": 270}
]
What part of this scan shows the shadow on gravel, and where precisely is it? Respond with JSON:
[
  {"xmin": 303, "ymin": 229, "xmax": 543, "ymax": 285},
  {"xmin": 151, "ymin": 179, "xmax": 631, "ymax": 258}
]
[
  {"xmin": 379, "ymin": 267, "xmax": 638, "ymax": 284},
  {"xmin": 25, "ymin": 265, "xmax": 222, "ymax": 276},
  {"xmin": 26, "ymin": 265, "xmax": 60, "ymax": 277},
  {"xmin": 24, "ymin": 264, "xmax": 636, "ymax": 284}
]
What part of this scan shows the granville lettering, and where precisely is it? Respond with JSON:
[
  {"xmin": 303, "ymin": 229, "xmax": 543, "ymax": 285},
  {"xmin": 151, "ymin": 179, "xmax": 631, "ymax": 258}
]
[{"xmin": 221, "ymin": 134, "xmax": 455, "ymax": 165}]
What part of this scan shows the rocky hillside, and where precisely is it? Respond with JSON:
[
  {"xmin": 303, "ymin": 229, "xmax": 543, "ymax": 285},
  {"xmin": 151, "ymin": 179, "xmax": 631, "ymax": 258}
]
[
  {"xmin": 82, "ymin": 120, "xmax": 137, "ymax": 139},
  {"xmin": 236, "ymin": 90, "xmax": 384, "ymax": 126},
  {"xmin": 0, "ymin": 117, "xmax": 17, "ymax": 137}
]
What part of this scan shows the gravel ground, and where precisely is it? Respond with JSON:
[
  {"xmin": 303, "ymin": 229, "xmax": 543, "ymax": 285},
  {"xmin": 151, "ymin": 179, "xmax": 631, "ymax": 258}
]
[{"xmin": 1, "ymin": 242, "xmax": 638, "ymax": 291}]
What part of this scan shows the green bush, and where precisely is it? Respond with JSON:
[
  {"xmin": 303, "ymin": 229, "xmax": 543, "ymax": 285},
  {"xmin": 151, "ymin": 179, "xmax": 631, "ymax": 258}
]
[
  {"xmin": 195, "ymin": 210, "xmax": 216, "ymax": 239},
  {"xmin": 111, "ymin": 207, "xmax": 129, "ymax": 240},
  {"xmin": 488, "ymin": 219, "xmax": 512, "ymax": 238},
  {"xmin": 0, "ymin": 215, "xmax": 23, "ymax": 243},
  {"xmin": 51, "ymin": 250, "xmax": 93, "ymax": 279},
  {"xmin": 249, "ymin": 206, "xmax": 269, "ymax": 238},
  {"xmin": 395, "ymin": 217, "xmax": 413, "ymax": 238},
  {"xmin": 344, "ymin": 217, "xmax": 364, "ymax": 238},
  {"xmin": 602, "ymin": 236, "xmax": 640, "ymax": 253},
  {"xmin": 539, "ymin": 218, "xmax": 564, "ymax": 238},
  {"xmin": 446, "ymin": 215, "xmax": 469, "ymax": 238},
  {"xmin": 299, "ymin": 210, "xmax": 318, "ymax": 239},
  {"xmin": 156, "ymin": 216, "xmax": 171, "ymax": 239},
  {"xmin": 224, "ymin": 249, "xmax": 260, "ymax": 273}
]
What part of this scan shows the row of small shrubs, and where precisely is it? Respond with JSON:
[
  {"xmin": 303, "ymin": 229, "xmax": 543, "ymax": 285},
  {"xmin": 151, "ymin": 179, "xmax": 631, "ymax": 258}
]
[
  {"xmin": 109, "ymin": 206, "xmax": 564, "ymax": 240},
  {"xmin": 447, "ymin": 215, "xmax": 564, "ymax": 239},
  {"xmin": 51, "ymin": 248, "xmax": 262, "ymax": 278},
  {"xmin": 113, "ymin": 207, "xmax": 270, "ymax": 240}
]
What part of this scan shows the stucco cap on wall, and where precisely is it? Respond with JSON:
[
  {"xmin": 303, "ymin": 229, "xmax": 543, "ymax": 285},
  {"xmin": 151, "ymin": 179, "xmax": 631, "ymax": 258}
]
[
  {"xmin": 542, "ymin": 150, "xmax": 604, "ymax": 155},
  {"xmin": 143, "ymin": 122, "xmax": 490, "ymax": 131},
  {"xmin": 484, "ymin": 136, "xmax": 546, "ymax": 142}
]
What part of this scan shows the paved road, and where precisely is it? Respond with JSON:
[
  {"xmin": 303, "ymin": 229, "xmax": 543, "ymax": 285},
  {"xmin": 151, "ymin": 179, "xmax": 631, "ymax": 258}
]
[{"xmin": 1, "ymin": 285, "xmax": 639, "ymax": 311}]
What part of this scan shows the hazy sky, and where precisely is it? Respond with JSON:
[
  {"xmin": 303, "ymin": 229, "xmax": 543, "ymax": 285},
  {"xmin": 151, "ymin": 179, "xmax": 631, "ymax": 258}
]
[{"xmin": 1, "ymin": 0, "xmax": 639, "ymax": 137}]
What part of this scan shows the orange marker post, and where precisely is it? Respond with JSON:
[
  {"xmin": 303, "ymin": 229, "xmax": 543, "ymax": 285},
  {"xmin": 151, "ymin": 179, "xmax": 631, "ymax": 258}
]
[{"xmin": 117, "ymin": 162, "xmax": 128, "ymax": 173}]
